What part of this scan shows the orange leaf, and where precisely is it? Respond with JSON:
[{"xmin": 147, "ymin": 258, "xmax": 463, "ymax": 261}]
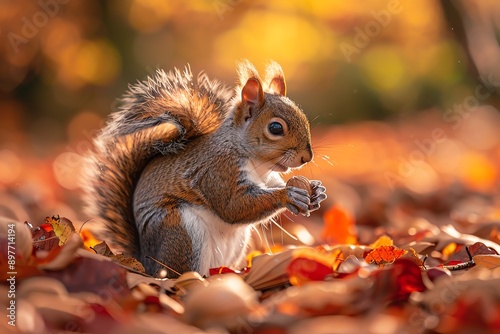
[
  {"xmin": 80, "ymin": 229, "xmax": 102, "ymax": 251},
  {"xmin": 364, "ymin": 245, "xmax": 407, "ymax": 265},
  {"xmin": 321, "ymin": 205, "xmax": 357, "ymax": 245}
]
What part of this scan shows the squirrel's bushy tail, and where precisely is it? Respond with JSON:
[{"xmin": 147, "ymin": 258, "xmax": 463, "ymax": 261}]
[{"xmin": 83, "ymin": 66, "xmax": 233, "ymax": 255}]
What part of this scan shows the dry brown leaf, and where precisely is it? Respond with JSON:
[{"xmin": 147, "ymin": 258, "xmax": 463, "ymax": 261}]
[
  {"xmin": 245, "ymin": 248, "xmax": 296, "ymax": 290},
  {"xmin": 91, "ymin": 240, "xmax": 113, "ymax": 256},
  {"xmin": 110, "ymin": 253, "xmax": 145, "ymax": 273}
]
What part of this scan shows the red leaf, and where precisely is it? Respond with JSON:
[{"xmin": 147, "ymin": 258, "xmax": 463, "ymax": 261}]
[
  {"xmin": 209, "ymin": 266, "xmax": 238, "ymax": 275},
  {"xmin": 29, "ymin": 222, "xmax": 58, "ymax": 252},
  {"xmin": 390, "ymin": 259, "xmax": 426, "ymax": 302},
  {"xmin": 371, "ymin": 259, "xmax": 426, "ymax": 303},
  {"xmin": 445, "ymin": 242, "xmax": 497, "ymax": 266},
  {"xmin": 44, "ymin": 256, "xmax": 130, "ymax": 301},
  {"xmin": 287, "ymin": 257, "xmax": 334, "ymax": 286},
  {"xmin": 468, "ymin": 242, "xmax": 498, "ymax": 256}
]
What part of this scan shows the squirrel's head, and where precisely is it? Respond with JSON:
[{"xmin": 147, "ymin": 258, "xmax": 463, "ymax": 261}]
[{"xmin": 233, "ymin": 60, "xmax": 313, "ymax": 173}]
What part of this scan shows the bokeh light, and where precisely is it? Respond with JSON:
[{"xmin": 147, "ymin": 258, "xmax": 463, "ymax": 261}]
[{"xmin": 0, "ymin": 0, "xmax": 499, "ymax": 230}]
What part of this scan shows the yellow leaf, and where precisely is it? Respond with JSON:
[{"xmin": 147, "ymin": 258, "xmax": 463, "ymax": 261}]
[{"xmin": 44, "ymin": 216, "xmax": 75, "ymax": 246}]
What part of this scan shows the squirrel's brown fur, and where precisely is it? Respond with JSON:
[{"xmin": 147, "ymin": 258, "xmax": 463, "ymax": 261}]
[
  {"xmin": 83, "ymin": 61, "xmax": 326, "ymax": 277},
  {"xmin": 83, "ymin": 66, "xmax": 232, "ymax": 255}
]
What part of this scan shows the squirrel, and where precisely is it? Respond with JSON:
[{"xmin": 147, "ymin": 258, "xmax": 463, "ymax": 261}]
[{"xmin": 83, "ymin": 60, "xmax": 327, "ymax": 277}]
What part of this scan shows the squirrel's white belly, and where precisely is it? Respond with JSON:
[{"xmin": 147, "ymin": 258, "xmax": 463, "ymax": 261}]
[{"xmin": 180, "ymin": 205, "xmax": 253, "ymax": 276}]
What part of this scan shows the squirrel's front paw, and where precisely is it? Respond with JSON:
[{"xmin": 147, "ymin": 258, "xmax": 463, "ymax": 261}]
[
  {"xmin": 286, "ymin": 187, "xmax": 311, "ymax": 216},
  {"xmin": 309, "ymin": 180, "xmax": 327, "ymax": 212}
]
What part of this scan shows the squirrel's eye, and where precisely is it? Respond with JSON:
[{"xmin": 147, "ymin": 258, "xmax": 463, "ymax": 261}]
[{"xmin": 268, "ymin": 122, "xmax": 284, "ymax": 136}]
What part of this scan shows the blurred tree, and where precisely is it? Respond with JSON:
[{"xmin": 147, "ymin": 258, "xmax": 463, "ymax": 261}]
[{"xmin": 0, "ymin": 0, "xmax": 498, "ymax": 155}]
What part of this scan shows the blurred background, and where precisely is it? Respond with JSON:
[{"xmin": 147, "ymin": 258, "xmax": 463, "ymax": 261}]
[{"xmin": 1, "ymin": 0, "xmax": 500, "ymax": 236}]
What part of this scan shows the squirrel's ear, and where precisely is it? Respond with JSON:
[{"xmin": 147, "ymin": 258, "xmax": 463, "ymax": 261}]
[
  {"xmin": 241, "ymin": 77, "xmax": 264, "ymax": 109},
  {"xmin": 264, "ymin": 61, "xmax": 286, "ymax": 96}
]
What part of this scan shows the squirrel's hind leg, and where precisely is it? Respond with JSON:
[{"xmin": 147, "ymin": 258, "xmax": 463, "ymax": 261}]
[{"xmin": 136, "ymin": 206, "xmax": 198, "ymax": 278}]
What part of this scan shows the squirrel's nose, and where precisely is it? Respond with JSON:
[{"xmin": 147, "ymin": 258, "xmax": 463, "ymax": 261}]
[{"xmin": 300, "ymin": 144, "xmax": 313, "ymax": 164}]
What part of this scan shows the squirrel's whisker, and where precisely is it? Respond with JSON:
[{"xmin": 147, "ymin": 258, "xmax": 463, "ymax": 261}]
[
  {"xmin": 145, "ymin": 256, "xmax": 182, "ymax": 277},
  {"xmin": 269, "ymin": 217, "xmax": 297, "ymax": 241}
]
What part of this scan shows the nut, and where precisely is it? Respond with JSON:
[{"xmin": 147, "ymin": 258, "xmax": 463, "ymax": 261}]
[{"xmin": 286, "ymin": 176, "xmax": 312, "ymax": 195}]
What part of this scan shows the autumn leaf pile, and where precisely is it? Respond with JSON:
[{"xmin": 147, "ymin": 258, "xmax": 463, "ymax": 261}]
[
  {"xmin": 2, "ymin": 111, "xmax": 500, "ymax": 333},
  {"xmin": 1, "ymin": 195, "xmax": 500, "ymax": 334}
]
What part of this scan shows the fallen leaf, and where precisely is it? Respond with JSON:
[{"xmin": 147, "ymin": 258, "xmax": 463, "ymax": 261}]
[
  {"xmin": 90, "ymin": 240, "xmax": 113, "ymax": 256},
  {"xmin": 80, "ymin": 229, "xmax": 102, "ymax": 251},
  {"xmin": 287, "ymin": 248, "xmax": 339, "ymax": 286},
  {"xmin": 245, "ymin": 248, "xmax": 296, "ymax": 290},
  {"xmin": 38, "ymin": 233, "xmax": 83, "ymax": 270},
  {"xmin": 446, "ymin": 241, "xmax": 498, "ymax": 266},
  {"xmin": 364, "ymin": 246, "xmax": 407, "ymax": 265},
  {"xmin": 321, "ymin": 205, "xmax": 357, "ymax": 245},
  {"xmin": 400, "ymin": 248, "xmax": 423, "ymax": 268},
  {"xmin": 109, "ymin": 253, "xmax": 145, "ymax": 273},
  {"xmin": 336, "ymin": 255, "xmax": 370, "ymax": 275},
  {"xmin": 369, "ymin": 235, "xmax": 393, "ymax": 248},
  {"xmin": 44, "ymin": 216, "xmax": 75, "ymax": 246},
  {"xmin": 371, "ymin": 259, "xmax": 426, "ymax": 303},
  {"xmin": 30, "ymin": 223, "xmax": 58, "ymax": 252},
  {"xmin": 468, "ymin": 241, "xmax": 498, "ymax": 256},
  {"xmin": 473, "ymin": 254, "xmax": 500, "ymax": 269},
  {"xmin": 174, "ymin": 272, "xmax": 207, "ymax": 295},
  {"xmin": 183, "ymin": 274, "xmax": 259, "ymax": 330},
  {"xmin": 44, "ymin": 256, "xmax": 130, "ymax": 301}
]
